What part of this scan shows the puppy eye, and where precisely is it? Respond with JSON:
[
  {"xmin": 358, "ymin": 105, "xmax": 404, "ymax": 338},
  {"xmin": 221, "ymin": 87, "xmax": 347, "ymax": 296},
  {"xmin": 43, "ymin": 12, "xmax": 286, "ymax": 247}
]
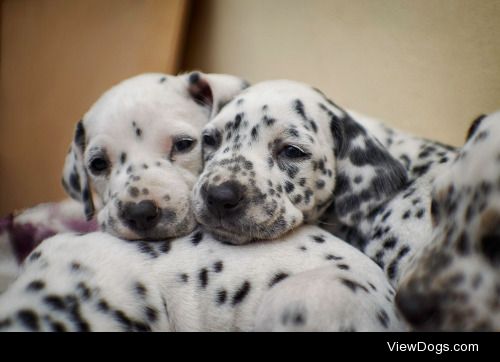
[
  {"xmin": 173, "ymin": 138, "xmax": 196, "ymax": 153},
  {"xmin": 203, "ymin": 134, "xmax": 218, "ymax": 147},
  {"xmin": 279, "ymin": 145, "xmax": 308, "ymax": 159},
  {"xmin": 89, "ymin": 157, "xmax": 109, "ymax": 175}
]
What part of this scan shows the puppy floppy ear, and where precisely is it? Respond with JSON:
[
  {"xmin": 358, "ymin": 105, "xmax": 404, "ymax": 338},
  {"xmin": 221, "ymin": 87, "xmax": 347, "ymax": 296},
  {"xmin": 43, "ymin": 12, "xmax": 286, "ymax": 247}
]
[
  {"xmin": 466, "ymin": 114, "xmax": 487, "ymax": 141},
  {"xmin": 318, "ymin": 101, "xmax": 408, "ymax": 227},
  {"xmin": 62, "ymin": 120, "xmax": 95, "ymax": 220},
  {"xmin": 186, "ymin": 71, "xmax": 250, "ymax": 118}
]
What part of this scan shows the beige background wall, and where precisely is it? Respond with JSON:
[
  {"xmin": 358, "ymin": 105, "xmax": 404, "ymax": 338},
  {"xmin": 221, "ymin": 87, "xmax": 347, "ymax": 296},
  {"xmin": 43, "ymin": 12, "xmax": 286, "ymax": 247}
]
[
  {"xmin": 1, "ymin": 0, "xmax": 500, "ymax": 215},
  {"xmin": 0, "ymin": 0, "xmax": 189, "ymax": 216},
  {"xmin": 184, "ymin": 0, "xmax": 500, "ymax": 146}
]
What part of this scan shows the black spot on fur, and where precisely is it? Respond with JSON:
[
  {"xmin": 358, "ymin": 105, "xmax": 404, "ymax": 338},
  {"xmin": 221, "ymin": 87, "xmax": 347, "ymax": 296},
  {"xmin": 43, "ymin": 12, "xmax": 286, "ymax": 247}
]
[
  {"xmin": 69, "ymin": 172, "xmax": 81, "ymax": 193},
  {"xmin": 29, "ymin": 251, "xmax": 42, "ymax": 262},
  {"xmin": 294, "ymin": 99, "xmax": 307, "ymax": 120},
  {"xmin": 412, "ymin": 163, "xmax": 431, "ymax": 177},
  {"xmin": 77, "ymin": 282, "xmax": 92, "ymax": 300},
  {"xmin": 135, "ymin": 282, "xmax": 147, "ymax": 297},
  {"xmin": 136, "ymin": 242, "xmax": 158, "ymax": 258},
  {"xmin": 26, "ymin": 280, "xmax": 45, "ymax": 292},
  {"xmin": 129, "ymin": 187, "xmax": 139, "ymax": 198},
  {"xmin": 213, "ymin": 261, "xmax": 224, "ymax": 273},
  {"xmin": 97, "ymin": 299, "xmax": 110, "ymax": 312},
  {"xmin": 44, "ymin": 295, "xmax": 66, "ymax": 311},
  {"xmin": 232, "ymin": 281, "xmax": 251, "ymax": 305},
  {"xmin": 199, "ymin": 268, "xmax": 209, "ymax": 289},
  {"xmin": 383, "ymin": 237, "xmax": 397, "ymax": 249},
  {"xmin": 160, "ymin": 241, "xmax": 171, "ymax": 254},
  {"xmin": 191, "ymin": 231, "xmax": 204, "ymax": 246},
  {"xmin": 334, "ymin": 173, "xmax": 351, "ymax": 196},
  {"xmin": 17, "ymin": 310, "xmax": 39, "ymax": 331},
  {"xmin": 263, "ymin": 115, "xmax": 276, "ymax": 127},
  {"xmin": 341, "ymin": 278, "xmax": 369, "ymax": 293},
  {"xmin": 310, "ymin": 120, "xmax": 318, "ymax": 133},
  {"xmin": 284, "ymin": 181, "xmax": 295, "ymax": 193},
  {"xmin": 415, "ymin": 209, "xmax": 425, "ymax": 219},
  {"xmin": 145, "ymin": 306, "xmax": 158, "ymax": 322},
  {"xmin": 387, "ymin": 246, "xmax": 411, "ymax": 280},
  {"xmin": 381, "ymin": 210, "xmax": 392, "ymax": 222},
  {"xmin": 312, "ymin": 235, "xmax": 325, "ymax": 243},
  {"xmin": 217, "ymin": 289, "xmax": 227, "ymax": 305},
  {"xmin": 48, "ymin": 320, "xmax": 67, "ymax": 332},
  {"xmin": 113, "ymin": 310, "xmax": 150, "ymax": 332},
  {"xmin": 316, "ymin": 179, "xmax": 325, "ymax": 189},
  {"xmin": 251, "ymin": 125, "xmax": 259, "ymax": 140},
  {"xmin": 269, "ymin": 272, "xmax": 290, "ymax": 288},
  {"xmin": 377, "ymin": 309, "xmax": 390, "ymax": 329}
]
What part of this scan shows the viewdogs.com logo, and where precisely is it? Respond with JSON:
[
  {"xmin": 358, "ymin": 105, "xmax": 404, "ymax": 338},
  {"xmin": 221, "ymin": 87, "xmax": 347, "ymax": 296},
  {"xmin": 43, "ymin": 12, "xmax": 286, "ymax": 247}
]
[{"xmin": 387, "ymin": 342, "xmax": 479, "ymax": 354}]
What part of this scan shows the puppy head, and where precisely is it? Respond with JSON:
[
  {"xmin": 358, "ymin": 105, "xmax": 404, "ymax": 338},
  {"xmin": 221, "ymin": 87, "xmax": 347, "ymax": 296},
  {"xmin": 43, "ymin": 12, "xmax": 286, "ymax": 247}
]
[
  {"xmin": 397, "ymin": 111, "xmax": 500, "ymax": 331},
  {"xmin": 62, "ymin": 72, "xmax": 248, "ymax": 240},
  {"xmin": 193, "ymin": 80, "xmax": 406, "ymax": 244}
]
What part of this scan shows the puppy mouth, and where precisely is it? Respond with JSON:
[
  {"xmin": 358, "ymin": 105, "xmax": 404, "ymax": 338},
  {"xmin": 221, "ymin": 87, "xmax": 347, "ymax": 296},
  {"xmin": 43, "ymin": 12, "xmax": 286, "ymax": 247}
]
[
  {"xmin": 104, "ymin": 205, "xmax": 196, "ymax": 241},
  {"xmin": 196, "ymin": 210, "xmax": 290, "ymax": 244},
  {"xmin": 207, "ymin": 226, "xmax": 253, "ymax": 245},
  {"xmin": 105, "ymin": 224, "xmax": 171, "ymax": 241}
]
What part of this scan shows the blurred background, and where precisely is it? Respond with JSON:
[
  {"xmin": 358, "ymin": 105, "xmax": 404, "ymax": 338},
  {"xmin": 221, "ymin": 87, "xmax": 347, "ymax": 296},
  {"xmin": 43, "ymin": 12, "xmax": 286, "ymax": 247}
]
[{"xmin": 1, "ymin": 0, "xmax": 500, "ymax": 216}]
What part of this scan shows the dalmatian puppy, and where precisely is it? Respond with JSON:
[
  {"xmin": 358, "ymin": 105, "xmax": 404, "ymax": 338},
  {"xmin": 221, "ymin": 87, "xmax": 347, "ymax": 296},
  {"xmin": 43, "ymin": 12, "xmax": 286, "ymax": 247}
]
[
  {"xmin": 193, "ymin": 80, "xmax": 404, "ymax": 244},
  {"xmin": 0, "ymin": 225, "xmax": 405, "ymax": 331},
  {"xmin": 62, "ymin": 71, "xmax": 248, "ymax": 240},
  {"xmin": 193, "ymin": 80, "xmax": 455, "ymax": 287},
  {"xmin": 396, "ymin": 111, "xmax": 500, "ymax": 331}
]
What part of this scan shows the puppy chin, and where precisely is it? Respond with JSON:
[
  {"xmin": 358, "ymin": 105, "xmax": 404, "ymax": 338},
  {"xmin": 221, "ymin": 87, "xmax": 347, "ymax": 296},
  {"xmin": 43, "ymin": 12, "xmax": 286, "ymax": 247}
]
[
  {"xmin": 104, "ymin": 224, "xmax": 141, "ymax": 240},
  {"xmin": 207, "ymin": 227, "xmax": 254, "ymax": 245},
  {"xmin": 102, "ymin": 215, "xmax": 197, "ymax": 241}
]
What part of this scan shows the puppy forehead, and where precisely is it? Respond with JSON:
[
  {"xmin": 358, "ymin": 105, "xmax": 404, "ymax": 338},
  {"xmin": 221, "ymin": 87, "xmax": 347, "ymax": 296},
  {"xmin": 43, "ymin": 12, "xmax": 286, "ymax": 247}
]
[
  {"xmin": 83, "ymin": 74, "xmax": 208, "ymax": 134},
  {"xmin": 208, "ymin": 80, "xmax": 324, "ymax": 129}
]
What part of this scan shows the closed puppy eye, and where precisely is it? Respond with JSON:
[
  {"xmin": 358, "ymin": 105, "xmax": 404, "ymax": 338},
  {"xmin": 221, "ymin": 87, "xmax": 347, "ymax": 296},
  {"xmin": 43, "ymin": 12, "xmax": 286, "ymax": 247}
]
[
  {"xmin": 278, "ymin": 144, "xmax": 309, "ymax": 159},
  {"xmin": 203, "ymin": 134, "xmax": 217, "ymax": 147},
  {"xmin": 202, "ymin": 131, "xmax": 221, "ymax": 149}
]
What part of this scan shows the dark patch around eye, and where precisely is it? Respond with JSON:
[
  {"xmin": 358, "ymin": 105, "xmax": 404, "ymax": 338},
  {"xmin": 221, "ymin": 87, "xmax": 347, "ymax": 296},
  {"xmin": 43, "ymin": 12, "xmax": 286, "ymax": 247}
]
[{"xmin": 480, "ymin": 233, "xmax": 500, "ymax": 264}]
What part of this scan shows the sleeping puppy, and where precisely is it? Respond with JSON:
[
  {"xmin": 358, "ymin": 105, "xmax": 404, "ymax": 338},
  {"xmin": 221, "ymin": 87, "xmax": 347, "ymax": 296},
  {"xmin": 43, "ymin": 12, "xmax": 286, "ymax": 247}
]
[{"xmin": 62, "ymin": 72, "xmax": 248, "ymax": 240}]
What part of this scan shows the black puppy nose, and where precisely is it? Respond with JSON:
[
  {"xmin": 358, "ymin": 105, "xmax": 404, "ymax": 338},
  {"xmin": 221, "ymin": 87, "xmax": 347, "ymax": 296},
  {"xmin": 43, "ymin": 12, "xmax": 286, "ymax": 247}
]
[
  {"xmin": 395, "ymin": 289, "xmax": 440, "ymax": 328},
  {"xmin": 206, "ymin": 181, "xmax": 244, "ymax": 216},
  {"xmin": 121, "ymin": 200, "xmax": 161, "ymax": 231}
]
